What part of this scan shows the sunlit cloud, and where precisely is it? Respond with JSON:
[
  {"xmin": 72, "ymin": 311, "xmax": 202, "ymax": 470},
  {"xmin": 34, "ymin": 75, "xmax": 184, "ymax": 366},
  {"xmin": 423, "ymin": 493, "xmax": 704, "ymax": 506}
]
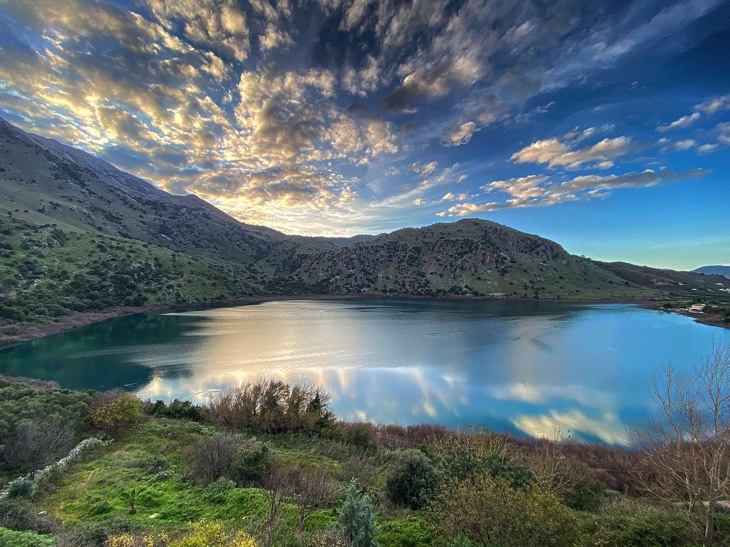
[
  {"xmin": 441, "ymin": 169, "xmax": 709, "ymax": 216},
  {"xmin": 511, "ymin": 135, "xmax": 639, "ymax": 170},
  {"xmin": 0, "ymin": 0, "xmax": 725, "ymax": 238}
]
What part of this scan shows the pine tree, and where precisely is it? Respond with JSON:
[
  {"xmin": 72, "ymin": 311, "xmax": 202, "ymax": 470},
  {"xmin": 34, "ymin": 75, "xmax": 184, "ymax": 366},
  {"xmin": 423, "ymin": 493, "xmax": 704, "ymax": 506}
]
[{"xmin": 338, "ymin": 479, "xmax": 379, "ymax": 547}]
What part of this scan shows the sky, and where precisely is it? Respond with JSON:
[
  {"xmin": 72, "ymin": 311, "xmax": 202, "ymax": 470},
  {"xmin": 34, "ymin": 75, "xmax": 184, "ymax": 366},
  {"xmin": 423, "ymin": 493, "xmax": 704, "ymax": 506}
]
[{"xmin": 0, "ymin": 0, "xmax": 729, "ymax": 269}]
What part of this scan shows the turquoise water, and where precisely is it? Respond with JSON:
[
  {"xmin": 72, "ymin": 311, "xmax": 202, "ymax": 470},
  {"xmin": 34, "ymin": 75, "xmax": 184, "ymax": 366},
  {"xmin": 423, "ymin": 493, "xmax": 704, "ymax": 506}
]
[{"xmin": 2, "ymin": 299, "xmax": 728, "ymax": 444}]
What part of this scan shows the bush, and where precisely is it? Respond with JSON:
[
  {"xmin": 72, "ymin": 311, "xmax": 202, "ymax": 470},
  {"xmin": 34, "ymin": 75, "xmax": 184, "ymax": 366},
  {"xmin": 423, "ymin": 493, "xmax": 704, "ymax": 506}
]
[
  {"xmin": 338, "ymin": 479, "xmax": 380, "ymax": 547},
  {"xmin": 1, "ymin": 416, "xmax": 74, "ymax": 472},
  {"xmin": 386, "ymin": 449, "xmax": 438, "ymax": 510},
  {"xmin": 206, "ymin": 380, "xmax": 334, "ymax": 434},
  {"xmin": 342, "ymin": 423, "xmax": 377, "ymax": 449},
  {"xmin": 0, "ymin": 377, "xmax": 91, "ymax": 444},
  {"xmin": 0, "ymin": 527, "xmax": 56, "ymax": 547},
  {"xmin": 5, "ymin": 478, "xmax": 36, "ymax": 499},
  {"xmin": 57, "ymin": 517, "xmax": 147, "ymax": 547},
  {"xmin": 185, "ymin": 421, "xmax": 216, "ymax": 436},
  {"xmin": 378, "ymin": 516, "xmax": 435, "ymax": 546},
  {"xmin": 84, "ymin": 390, "xmax": 143, "ymax": 435},
  {"xmin": 0, "ymin": 499, "xmax": 60, "ymax": 534},
  {"xmin": 430, "ymin": 473, "xmax": 582, "ymax": 547},
  {"xmin": 145, "ymin": 399, "xmax": 202, "ymax": 420},
  {"xmin": 583, "ymin": 499, "xmax": 696, "ymax": 547},
  {"xmin": 187, "ymin": 434, "xmax": 241, "ymax": 484},
  {"xmin": 187, "ymin": 434, "xmax": 270, "ymax": 486}
]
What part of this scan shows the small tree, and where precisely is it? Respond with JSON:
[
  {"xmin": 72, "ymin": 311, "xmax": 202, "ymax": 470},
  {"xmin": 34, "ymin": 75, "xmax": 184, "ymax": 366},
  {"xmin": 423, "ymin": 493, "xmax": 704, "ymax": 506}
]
[
  {"xmin": 386, "ymin": 449, "xmax": 438, "ymax": 509},
  {"xmin": 292, "ymin": 467, "xmax": 338, "ymax": 535},
  {"xmin": 338, "ymin": 479, "xmax": 379, "ymax": 547},
  {"xmin": 631, "ymin": 342, "xmax": 730, "ymax": 547}
]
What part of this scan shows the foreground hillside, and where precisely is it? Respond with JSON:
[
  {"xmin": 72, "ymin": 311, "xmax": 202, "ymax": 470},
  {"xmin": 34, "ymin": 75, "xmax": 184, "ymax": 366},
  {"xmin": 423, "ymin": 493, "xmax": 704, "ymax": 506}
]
[
  {"xmin": 2, "ymin": 375, "xmax": 726, "ymax": 547},
  {"xmin": 1, "ymin": 116, "xmax": 729, "ymax": 341}
]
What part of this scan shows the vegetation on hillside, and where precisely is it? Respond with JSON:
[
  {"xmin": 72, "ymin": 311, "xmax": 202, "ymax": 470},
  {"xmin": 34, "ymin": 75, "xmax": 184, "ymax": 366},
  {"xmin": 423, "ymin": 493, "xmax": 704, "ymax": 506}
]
[{"xmin": 1, "ymin": 347, "xmax": 729, "ymax": 547}]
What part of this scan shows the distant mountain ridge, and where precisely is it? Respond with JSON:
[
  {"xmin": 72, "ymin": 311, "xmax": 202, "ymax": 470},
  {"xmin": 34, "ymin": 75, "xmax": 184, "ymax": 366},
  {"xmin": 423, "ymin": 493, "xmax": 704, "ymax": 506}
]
[
  {"xmin": 693, "ymin": 265, "xmax": 730, "ymax": 278},
  {"xmin": 1, "ymin": 115, "xmax": 728, "ymax": 328}
]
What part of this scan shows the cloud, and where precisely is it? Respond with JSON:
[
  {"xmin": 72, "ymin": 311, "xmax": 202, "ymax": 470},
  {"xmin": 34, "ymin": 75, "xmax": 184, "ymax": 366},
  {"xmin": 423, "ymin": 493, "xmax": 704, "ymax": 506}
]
[
  {"xmin": 695, "ymin": 93, "xmax": 730, "ymax": 114},
  {"xmin": 674, "ymin": 139, "xmax": 696, "ymax": 150},
  {"xmin": 511, "ymin": 136, "xmax": 638, "ymax": 169},
  {"xmin": 145, "ymin": 0, "xmax": 250, "ymax": 62},
  {"xmin": 411, "ymin": 161, "xmax": 438, "ymax": 177},
  {"xmin": 698, "ymin": 143, "xmax": 718, "ymax": 153},
  {"xmin": 442, "ymin": 169, "xmax": 708, "ymax": 216},
  {"xmin": 657, "ymin": 112, "xmax": 700, "ymax": 132},
  {"xmin": 442, "ymin": 121, "xmax": 477, "ymax": 146}
]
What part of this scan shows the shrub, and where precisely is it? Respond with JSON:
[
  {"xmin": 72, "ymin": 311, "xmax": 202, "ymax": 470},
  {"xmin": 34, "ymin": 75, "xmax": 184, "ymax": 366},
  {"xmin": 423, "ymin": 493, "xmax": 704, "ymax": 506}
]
[
  {"xmin": 146, "ymin": 399, "xmax": 202, "ymax": 420},
  {"xmin": 342, "ymin": 423, "xmax": 377, "ymax": 449},
  {"xmin": 0, "ymin": 377, "xmax": 91, "ymax": 443},
  {"xmin": 185, "ymin": 421, "xmax": 216, "ymax": 436},
  {"xmin": 5, "ymin": 478, "xmax": 36, "ymax": 499},
  {"xmin": 338, "ymin": 479, "xmax": 380, "ymax": 547},
  {"xmin": 378, "ymin": 516, "xmax": 435, "ymax": 547},
  {"xmin": 84, "ymin": 390, "xmax": 143, "ymax": 435},
  {"xmin": 1, "ymin": 416, "xmax": 75, "ymax": 472},
  {"xmin": 187, "ymin": 434, "xmax": 241, "ymax": 484},
  {"xmin": 170, "ymin": 520, "xmax": 255, "ymax": 547},
  {"xmin": 0, "ymin": 499, "xmax": 60, "ymax": 534},
  {"xmin": 430, "ymin": 473, "xmax": 583, "ymax": 547},
  {"xmin": 0, "ymin": 527, "xmax": 56, "ymax": 547},
  {"xmin": 583, "ymin": 499, "xmax": 696, "ymax": 547},
  {"xmin": 206, "ymin": 380, "xmax": 334, "ymax": 434},
  {"xmin": 386, "ymin": 449, "xmax": 438, "ymax": 509},
  {"xmin": 57, "ymin": 517, "xmax": 147, "ymax": 547}
]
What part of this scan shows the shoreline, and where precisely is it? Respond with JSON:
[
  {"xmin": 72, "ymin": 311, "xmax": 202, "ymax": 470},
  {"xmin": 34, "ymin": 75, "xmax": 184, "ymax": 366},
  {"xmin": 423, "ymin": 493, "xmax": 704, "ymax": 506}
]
[{"xmin": 0, "ymin": 294, "xmax": 725, "ymax": 349}]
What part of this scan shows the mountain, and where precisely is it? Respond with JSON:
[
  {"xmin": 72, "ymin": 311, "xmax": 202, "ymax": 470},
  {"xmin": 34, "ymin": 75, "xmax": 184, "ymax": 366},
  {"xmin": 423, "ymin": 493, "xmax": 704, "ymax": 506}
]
[
  {"xmin": 294, "ymin": 219, "xmax": 720, "ymax": 299},
  {"xmin": 0, "ymin": 117, "xmax": 332, "ymax": 273},
  {"xmin": 693, "ymin": 265, "xmax": 730, "ymax": 278},
  {"xmin": 1, "ymin": 116, "xmax": 727, "ymax": 332}
]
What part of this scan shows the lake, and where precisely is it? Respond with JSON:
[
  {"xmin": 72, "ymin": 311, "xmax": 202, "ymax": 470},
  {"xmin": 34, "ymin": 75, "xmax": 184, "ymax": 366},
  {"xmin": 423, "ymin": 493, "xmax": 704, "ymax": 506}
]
[{"xmin": 2, "ymin": 299, "xmax": 729, "ymax": 444}]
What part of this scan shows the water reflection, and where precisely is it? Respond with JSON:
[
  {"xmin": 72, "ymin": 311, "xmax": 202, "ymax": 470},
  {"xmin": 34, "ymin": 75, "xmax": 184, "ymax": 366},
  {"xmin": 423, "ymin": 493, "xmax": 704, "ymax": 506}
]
[{"xmin": 2, "ymin": 299, "xmax": 729, "ymax": 445}]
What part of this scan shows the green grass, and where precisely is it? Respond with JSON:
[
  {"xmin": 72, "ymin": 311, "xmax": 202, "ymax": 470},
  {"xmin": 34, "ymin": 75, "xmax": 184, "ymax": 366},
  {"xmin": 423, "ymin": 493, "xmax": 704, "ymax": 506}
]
[{"xmin": 34, "ymin": 419, "xmax": 384, "ymax": 540}]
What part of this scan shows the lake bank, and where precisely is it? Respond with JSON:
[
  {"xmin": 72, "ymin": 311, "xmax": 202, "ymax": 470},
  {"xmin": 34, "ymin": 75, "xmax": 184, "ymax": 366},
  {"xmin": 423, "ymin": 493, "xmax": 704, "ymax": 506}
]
[{"xmin": 4, "ymin": 293, "xmax": 726, "ymax": 349}]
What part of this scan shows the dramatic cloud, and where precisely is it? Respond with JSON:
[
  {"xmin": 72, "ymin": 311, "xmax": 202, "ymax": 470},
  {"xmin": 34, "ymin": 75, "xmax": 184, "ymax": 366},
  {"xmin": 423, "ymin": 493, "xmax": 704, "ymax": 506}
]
[
  {"xmin": 0, "ymin": 0, "xmax": 726, "ymax": 241},
  {"xmin": 441, "ymin": 169, "xmax": 709, "ymax": 216},
  {"xmin": 511, "ymin": 136, "xmax": 639, "ymax": 169}
]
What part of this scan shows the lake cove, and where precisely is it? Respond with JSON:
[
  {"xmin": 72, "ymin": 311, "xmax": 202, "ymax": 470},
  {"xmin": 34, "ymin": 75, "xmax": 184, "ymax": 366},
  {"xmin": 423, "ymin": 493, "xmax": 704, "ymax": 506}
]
[{"xmin": 2, "ymin": 299, "xmax": 728, "ymax": 444}]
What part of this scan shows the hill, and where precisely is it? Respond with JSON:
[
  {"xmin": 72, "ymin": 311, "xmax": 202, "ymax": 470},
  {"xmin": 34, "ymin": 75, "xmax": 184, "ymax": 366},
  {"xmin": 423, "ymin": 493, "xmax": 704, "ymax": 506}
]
[
  {"xmin": 294, "ymin": 219, "xmax": 724, "ymax": 300},
  {"xmin": 694, "ymin": 265, "xmax": 730, "ymax": 278},
  {"xmin": 1, "ymin": 116, "xmax": 728, "ymax": 338},
  {"xmin": 0, "ymin": 117, "xmax": 332, "ymax": 273}
]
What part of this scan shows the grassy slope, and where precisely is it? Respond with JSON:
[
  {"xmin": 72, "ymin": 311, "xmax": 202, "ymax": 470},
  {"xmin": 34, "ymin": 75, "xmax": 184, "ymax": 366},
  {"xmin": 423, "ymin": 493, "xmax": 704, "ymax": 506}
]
[
  {"xmin": 0, "ymin": 216, "xmax": 261, "ymax": 327},
  {"xmin": 36, "ymin": 418, "xmax": 419, "ymax": 544}
]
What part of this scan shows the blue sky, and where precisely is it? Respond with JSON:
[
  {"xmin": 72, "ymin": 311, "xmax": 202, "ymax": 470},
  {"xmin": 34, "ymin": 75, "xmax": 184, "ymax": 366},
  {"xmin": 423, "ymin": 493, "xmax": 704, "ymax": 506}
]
[{"xmin": 0, "ymin": 0, "xmax": 728, "ymax": 269}]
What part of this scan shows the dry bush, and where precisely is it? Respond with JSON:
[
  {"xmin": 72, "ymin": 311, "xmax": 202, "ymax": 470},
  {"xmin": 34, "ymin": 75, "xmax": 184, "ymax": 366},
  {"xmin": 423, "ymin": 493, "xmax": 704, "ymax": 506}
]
[
  {"xmin": 206, "ymin": 380, "xmax": 333, "ymax": 434},
  {"xmin": 2, "ymin": 416, "xmax": 74, "ymax": 472}
]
